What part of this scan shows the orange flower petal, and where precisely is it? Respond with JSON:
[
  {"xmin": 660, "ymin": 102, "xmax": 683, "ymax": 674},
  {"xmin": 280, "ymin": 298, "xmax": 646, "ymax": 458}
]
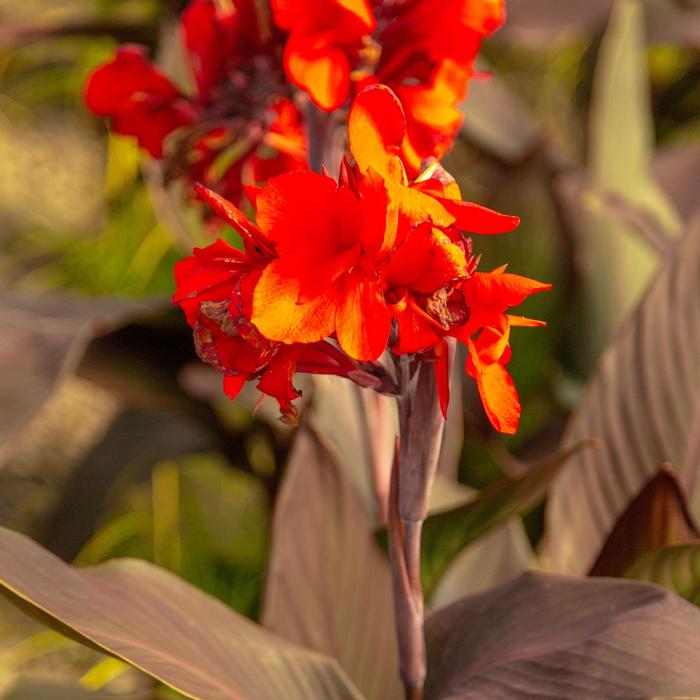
[
  {"xmin": 335, "ymin": 273, "xmax": 391, "ymax": 360},
  {"xmin": 336, "ymin": 0, "xmax": 376, "ymax": 32},
  {"xmin": 508, "ymin": 314, "xmax": 547, "ymax": 327},
  {"xmin": 464, "ymin": 271, "xmax": 552, "ymax": 310},
  {"xmin": 412, "ymin": 228, "xmax": 468, "ymax": 293},
  {"xmin": 391, "ymin": 296, "xmax": 443, "ymax": 354},
  {"xmin": 466, "ymin": 339, "xmax": 521, "ymax": 435},
  {"xmin": 359, "ymin": 168, "xmax": 399, "ymax": 255},
  {"xmin": 284, "ymin": 34, "xmax": 350, "ymax": 110},
  {"xmin": 252, "ymin": 257, "xmax": 337, "ymax": 344},
  {"xmin": 440, "ymin": 200, "xmax": 520, "ymax": 234},
  {"xmin": 348, "ymin": 84, "xmax": 406, "ymax": 182}
]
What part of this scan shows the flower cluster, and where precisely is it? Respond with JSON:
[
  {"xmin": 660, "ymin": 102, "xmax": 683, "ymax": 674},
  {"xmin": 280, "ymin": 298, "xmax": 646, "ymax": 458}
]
[
  {"xmin": 85, "ymin": 0, "xmax": 306, "ymax": 210},
  {"xmin": 85, "ymin": 0, "xmax": 506, "ymax": 208},
  {"xmin": 274, "ymin": 0, "xmax": 506, "ymax": 172},
  {"xmin": 173, "ymin": 86, "xmax": 549, "ymax": 433}
]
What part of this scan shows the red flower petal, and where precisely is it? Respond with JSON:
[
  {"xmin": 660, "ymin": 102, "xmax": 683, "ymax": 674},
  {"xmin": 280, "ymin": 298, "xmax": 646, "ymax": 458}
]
[
  {"xmin": 223, "ymin": 374, "xmax": 247, "ymax": 400},
  {"xmin": 182, "ymin": 0, "xmax": 239, "ymax": 100},
  {"xmin": 255, "ymin": 171, "xmax": 358, "ymax": 257},
  {"xmin": 435, "ymin": 338, "xmax": 451, "ymax": 419},
  {"xmin": 84, "ymin": 45, "xmax": 194, "ymax": 158},
  {"xmin": 193, "ymin": 184, "xmax": 274, "ymax": 256},
  {"xmin": 252, "ymin": 257, "xmax": 338, "ymax": 344},
  {"xmin": 335, "ymin": 272, "xmax": 391, "ymax": 360}
]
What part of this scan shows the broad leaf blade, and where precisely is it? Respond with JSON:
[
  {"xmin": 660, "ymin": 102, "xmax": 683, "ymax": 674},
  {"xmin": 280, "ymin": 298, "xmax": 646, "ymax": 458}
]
[
  {"xmin": 262, "ymin": 428, "xmax": 401, "ymax": 700},
  {"xmin": 544, "ymin": 220, "xmax": 700, "ymax": 574},
  {"xmin": 626, "ymin": 541, "xmax": 700, "ymax": 606},
  {"xmin": 420, "ymin": 442, "xmax": 590, "ymax": 599},
  {"xmin": 425, "ymin": 571, "xmax": 700, "ymax": 699},
  {"xmin": 0, "ymin": 528, "xmax": 362, "ymax": 700}
]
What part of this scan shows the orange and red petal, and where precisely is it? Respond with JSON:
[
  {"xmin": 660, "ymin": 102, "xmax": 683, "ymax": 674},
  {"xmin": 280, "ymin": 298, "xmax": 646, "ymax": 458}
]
[
  {"xmin": 335, "ymin": 272, "xmax": 391, "ymax": 361},
  {"xmin": 390, "ymin": 296, "xmax": 443, "ymax": 355},
  {"xmin": 252, "ymin": 257, "xmax": 338, "ymax": 345},
  {"xmin": 466, "ymin": 339, "xmax": 521, "ymax": 434},
  {"xmin": 256, "ymin": 346, "xmax": 302, "ymax": 420},
  {"xmin": 359, "ymin": 169, "xmax": 399, "ymax": 256},
  {"xmin": 463, "ymin": 270, "xmax": 552, "ymax": 311},
  {"xmin": 348, "ymin": 84, "xmax": 406, "ymax": 181},
  {"xmin": 193, "ymin": 184, "xmax": 274, "ymax": 255},
  {"xmin": 438, "ymin": 199, "xmax": 520, "ymax": 234},
  {"xmin": 284, "ymin": 34, "xmax": 351, "ymax": 110},
  {"xmin": 412, "ymin": 229, "xmax": 468, "ymax": 293}
]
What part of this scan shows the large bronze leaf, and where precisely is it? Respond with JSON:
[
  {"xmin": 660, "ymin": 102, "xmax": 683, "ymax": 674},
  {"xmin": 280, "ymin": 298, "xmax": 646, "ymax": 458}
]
[
  {"xmin": 0, "ymin": 527, "xmax": 362, "ymax": 700},
  {"xmin": 544, "ymin": 219, "xmax": 700, "ymax": 574},
  {"xmin": 424, "ymin": 571, "xmax": 700, "ymax": 699},
  {"xmin": 261, "ymin": 428, "xmax": 401, "ymax": 700}
]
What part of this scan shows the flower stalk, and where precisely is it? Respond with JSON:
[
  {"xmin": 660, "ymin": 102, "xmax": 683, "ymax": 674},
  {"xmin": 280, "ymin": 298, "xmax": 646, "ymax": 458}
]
[{"xmin": 389, "ymin": 345, "xmax": 452, "ymax": 699}]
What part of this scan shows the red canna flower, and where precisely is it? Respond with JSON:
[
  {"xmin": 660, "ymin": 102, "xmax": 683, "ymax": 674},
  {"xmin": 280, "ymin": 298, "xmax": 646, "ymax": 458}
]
[
  {"xmin": 85, "ymin": 0, "xmax": 307, "ymax": 210},
  {"xmin": 272, "ymin": 0, "xmax": 506, "ymax": 172},
  {"xmin": 173, "ymin": 84, "xmax": 548, "ymax": 433},
  {"xmin": 172, "ymin": 184, "xmax": 394, "ymax": 421}
]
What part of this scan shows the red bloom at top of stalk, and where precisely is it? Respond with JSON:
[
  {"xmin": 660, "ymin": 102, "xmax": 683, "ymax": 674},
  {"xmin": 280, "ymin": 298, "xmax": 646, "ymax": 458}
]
[
  {"xmin": 272, "ymin": 0, "xmax": 506, "ymax": 171},
  {"xmin": 173, "ymin": 84, "xmax": 548, "ymax": 434},
  {"xmin": 84, "ymin": 0, "xmax": 306, "ymax": 208}
]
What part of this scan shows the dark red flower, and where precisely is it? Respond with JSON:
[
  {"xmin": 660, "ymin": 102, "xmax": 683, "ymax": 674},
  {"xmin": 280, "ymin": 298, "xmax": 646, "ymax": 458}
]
[
  {"xmin": 85, "ymin": 0, "xmax": 307, "ymax": 209},
  {"xmin": 172, "ymin": 184, "xmax": 391, "ymax": 421}
]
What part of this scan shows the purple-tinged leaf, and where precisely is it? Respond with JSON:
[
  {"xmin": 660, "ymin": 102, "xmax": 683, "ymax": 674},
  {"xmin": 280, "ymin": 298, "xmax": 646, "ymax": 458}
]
[
  {"xmin": 0, "ymin": 527, "xmax": 363, "ymax": 700},
  {"xmin": 261, "ymin": 428, "xmax": 402, "ymax": 700},
  {"xmin": 544, "ymin": 218, "xmax": 700, "ymax": 574},
  {"xmin": 424, "ymin": 571, "xmax": 700, "ymax": 699}
]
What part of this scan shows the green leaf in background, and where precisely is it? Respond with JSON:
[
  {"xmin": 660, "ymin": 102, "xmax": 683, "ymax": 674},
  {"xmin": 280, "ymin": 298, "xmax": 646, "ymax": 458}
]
[
  {"xmin": 589, "ymin": 464, "xmax": 699, "ymax": 577},
  {"xmin": 424, "ymin": 571, "xmax": 700, "ymax": 699},
  {"xmin": 580, "ymin": 0, "xmax": 680, "ymax": 361},
  {"xmin": 0, "ymin": 527, "xmax": 363, "ymax": 700},
  {"xmin": 262, "ymin": 428, "xmax": 401, "ymax": 700},
  {"xmin": 626, "ymin": 541, "xmax": 700, "ymax": 606},
  {"xmin": 544, "ymin": 219, "xmax": 700, "ymax": 574},
  {"xmin": 420, "ymin": 441, "xmax": 592, "ymax": 600}
]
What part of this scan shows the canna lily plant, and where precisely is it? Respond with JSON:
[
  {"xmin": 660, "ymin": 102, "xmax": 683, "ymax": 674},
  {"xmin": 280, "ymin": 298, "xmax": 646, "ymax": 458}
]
[
  {"xmin": 2, "ymin": 1, "xmax": 700, "ymax": 699},
  {"xmin": 172, "ymin": 82, "xmax": 549, "ymax": 695}
]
